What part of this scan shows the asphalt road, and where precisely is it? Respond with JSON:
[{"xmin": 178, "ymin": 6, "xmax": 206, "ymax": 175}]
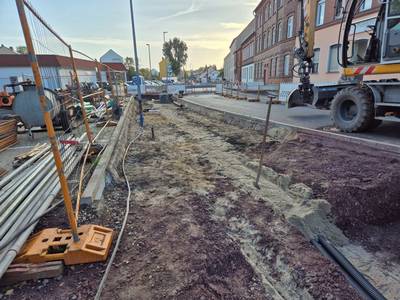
[{"xmin": 183, "ymin": 94, "xmax": 400, "ymax": 147}]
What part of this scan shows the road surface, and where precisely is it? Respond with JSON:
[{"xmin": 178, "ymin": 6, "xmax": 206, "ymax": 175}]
[{"xmin": 183, "ymin": 94, "xmax": 400, "ymax": 147}]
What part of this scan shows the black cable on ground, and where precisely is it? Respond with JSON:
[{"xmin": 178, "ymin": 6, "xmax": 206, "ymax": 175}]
[
  {"xmin": 315, "ymin": 236, "xmax": 387, "ymax": 300},
  {"xmin": 95, "ymin": 129, "xmax": 143, "ymax": 300}
]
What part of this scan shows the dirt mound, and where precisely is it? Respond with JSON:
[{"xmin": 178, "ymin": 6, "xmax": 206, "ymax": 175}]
[{"xmin": 264, "ymin": 132, "xmax": 400, "ymax": 229}]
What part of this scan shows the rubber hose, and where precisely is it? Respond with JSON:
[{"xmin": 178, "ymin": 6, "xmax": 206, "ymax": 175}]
[{"xmin": 318, "ymin": 236, "xmax": 387, "ymax": 300}]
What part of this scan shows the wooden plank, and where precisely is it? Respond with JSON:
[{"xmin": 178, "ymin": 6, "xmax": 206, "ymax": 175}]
[{"xmin": 0, "ymin": 261, "xmax": 64, "ymax": 286}]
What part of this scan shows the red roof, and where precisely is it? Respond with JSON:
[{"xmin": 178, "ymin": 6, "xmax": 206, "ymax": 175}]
[
  {"xmin": 0, "ymin": 54, "xmax": 97, "ymax": 70},
  {"xmin": 101, "ymin": 62, "xmax": 127, "ymax": 72}
]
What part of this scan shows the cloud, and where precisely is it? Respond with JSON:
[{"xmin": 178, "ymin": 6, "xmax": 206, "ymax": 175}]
[
  {"xmin": 220, "ymin": 22, "xmax": 246, "ymax": 30},
  {"xmin": 156, "ymin": 0, "xmax": 203, "ymax": 21}
]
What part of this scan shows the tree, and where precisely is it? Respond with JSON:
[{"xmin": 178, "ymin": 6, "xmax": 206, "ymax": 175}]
[
  {"xmin": 124, "ymin": 57, "xmax": 134, "ymax": 68},
  {"xmin": 127, "ymin": 67, "xmax": 135, "ymax": 81},
  {"xmin": 16, "ymin": 46, "xmax": 27, "ymax": 54},
  {"xmin": 139, "ymin": 68, "xmax": 152, "ymax": 80},
  {"xmin": 162, "ymin": 38, "xmax": 188, "ymax": 76},
  {"xmin": 218, "ymin": 68, "xmax": 224, "ymax": 78}
]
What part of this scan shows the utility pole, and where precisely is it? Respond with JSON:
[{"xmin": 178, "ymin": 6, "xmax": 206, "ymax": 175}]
[
  {"xmin": 129, "ymin": 0, "xmax": 144, "ymax": 127},
  {"xmin": 146, "ymin": 43, "xmax": 152, "ymax": 80}
]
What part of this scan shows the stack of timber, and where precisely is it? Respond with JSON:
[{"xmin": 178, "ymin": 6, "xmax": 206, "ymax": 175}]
[
  {"xmin": 0, "ymin": 134, "xmax": 87, "ymax": 279},
  {"xmin": 0, "ymin": 120, "xmax": 17, "ymax": 151},
  {"xmin": 13, "ymin": 144, "xmax": 48, "ymax": 168}
]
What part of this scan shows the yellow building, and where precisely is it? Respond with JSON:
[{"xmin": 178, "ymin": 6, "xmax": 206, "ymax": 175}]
[{"xmin": 159, "ymin": 58, "xmax": 168, "ymax": 79}]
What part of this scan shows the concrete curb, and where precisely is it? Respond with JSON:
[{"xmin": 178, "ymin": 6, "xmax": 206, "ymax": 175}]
[
  {"xmin": 81, "ymin": 98, "xmax": 136, "ymax": 207},
  {"xmin": 179, "ymin": 97, "xmax": 400, "ymax": 155}
]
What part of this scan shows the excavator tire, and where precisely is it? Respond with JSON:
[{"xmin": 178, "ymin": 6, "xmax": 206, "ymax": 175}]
[{"xmin": 330, "ymin": 86, "xmax": 376, "ymax": 132}]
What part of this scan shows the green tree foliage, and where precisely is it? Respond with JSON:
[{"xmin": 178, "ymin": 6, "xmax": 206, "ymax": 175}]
[
  {"xmin": 127, "ymin": 67, "xmax": 135, "ymax": 80},
  {"xmin": 162, "ymin": 38, "xmax": 188, "ymax": 76},
  {"xmin": 139, "ymin": 68, "xmax": 152, "ymax": 80},
  {"xmin": 218, "ymin": 68, "xmax": 224, "ymax": 78},
  {"xmin": 16, "ymin": 46, "xmax": 27, "ymax": 54}
]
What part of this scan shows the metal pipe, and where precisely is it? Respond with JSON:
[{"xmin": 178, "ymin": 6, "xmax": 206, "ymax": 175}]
[
  {"xmin": 0, "ymin": 145, "xmax": 49, "ymax": 189},
  {"xmin": 82, "ymin": 90, "xmax": 104, "ymax": 100},
  {"xmin": 0, "ymin": 149, "xmax": 81, "ymax": 278},
  {"xmin": 254, "ymin": 94, "xmax": 274, "ymax": 188},
  {"xmin": 130, "ymin": 0, "xmax": 144, "ymax": 127},
  {"xmin": 0, "ymin": 148, "xmax": 75, "ymax": 239},
  {"xmin": 0, "ymin": 152, "xmax": 54, "ymax": 209}
]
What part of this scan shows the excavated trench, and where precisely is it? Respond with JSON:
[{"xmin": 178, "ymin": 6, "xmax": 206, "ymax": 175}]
[
  {"xmin": 99, "ymin": 108, "xmax": 359, "ymax": 299},
  {"xmin": 1, "ymin": 102, "xmax": 399, "ymax": 299},
  {"xmin": 177, "ymin": 103, "xmax": 400, "ymax": 299}
]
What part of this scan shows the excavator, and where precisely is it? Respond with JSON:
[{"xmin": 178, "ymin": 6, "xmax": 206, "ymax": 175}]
[{"xmin": 288, "ymin": 0, "xmax": 400, "ymax": 132}]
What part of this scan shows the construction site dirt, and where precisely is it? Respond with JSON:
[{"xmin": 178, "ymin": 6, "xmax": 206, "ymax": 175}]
[{"xmin": 1, "ymin": 103, "xmax": 399, "ymax": 299}]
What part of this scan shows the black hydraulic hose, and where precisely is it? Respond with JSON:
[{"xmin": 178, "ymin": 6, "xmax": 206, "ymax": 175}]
[{"xmin": 317, "ymin": 236, "xmax": 387, "ymax": 300}]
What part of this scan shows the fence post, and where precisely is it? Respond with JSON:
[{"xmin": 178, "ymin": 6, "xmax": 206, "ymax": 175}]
[
  {"xmin": 16, "ymin": 0, "xmax": 79, "ymax": 242},
  {"xmin": 69, "ymin": 46, "xmax": 93, "ymax": 144}
]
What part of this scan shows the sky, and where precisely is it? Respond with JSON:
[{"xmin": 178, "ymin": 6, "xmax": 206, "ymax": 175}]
[{"xmin": 0, "ymin": 0, "xmax": 257, "ymax": 70}]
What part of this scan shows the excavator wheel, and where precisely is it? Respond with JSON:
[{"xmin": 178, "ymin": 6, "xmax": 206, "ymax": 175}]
[{"xmin": 330, "ymin": 86, "xmax": 377, "ymax": 132}]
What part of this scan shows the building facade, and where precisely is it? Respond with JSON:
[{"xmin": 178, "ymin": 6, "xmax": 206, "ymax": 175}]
[
  {"xmin": 234, "ymin": 19, "xmax": 255, "ymax": 83},
  {"xmin": 100, "ymin": 49, "xmax": 127, "ymax": 81},
  {"xmin": 253, "ymin": 0, "xmax": 299, "ymax": 84},
  {"xmin": 0, "ymin": 54, "xmax": 98, "ymax": 90},
  {"xmin": 223, "ymin": 38, "xmax": 236, "ymax": 82}
]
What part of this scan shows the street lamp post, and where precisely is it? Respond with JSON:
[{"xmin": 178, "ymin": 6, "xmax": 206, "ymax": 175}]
[
  {"xmin": 146, "ymin": 43, "xmax": 152, "ymax": 80},
  {"xmin": 163, "ymin": 31, "xmax": 168, "ymax": 44},
  {"xmin": 163, "ymin": 31, "xmax": 168, "ymax": 82},
  {"xmin": 129, "ymin": 0, "xmax": 144, "ymax": 127}
]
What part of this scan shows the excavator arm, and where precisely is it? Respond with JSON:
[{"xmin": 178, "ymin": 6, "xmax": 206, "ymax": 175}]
[{"xmin": 288, "ymin": 0, "xmax": 318, "ymax": 107}]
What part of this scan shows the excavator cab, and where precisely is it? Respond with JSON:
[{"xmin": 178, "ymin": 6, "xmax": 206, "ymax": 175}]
[
  {"xmin": 343, "ymin": 0, "xmax": 400, "ymax": 66},
  {"xmin": 289, "ymin": 0, "xmax": 400, "ymax": 132}
]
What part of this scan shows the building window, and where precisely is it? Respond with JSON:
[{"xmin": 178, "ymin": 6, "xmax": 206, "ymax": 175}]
[
  {"xmin": 274, "ymin": 57, "xmax": 278, "ymax": 77},
  {"xmin": 271, "ymin": 25, "xmax": 276, "ymax": 45},
  {"xmin": 274, "ymin": 0, "xmax": 277, "ymax": 12},
  {"xmin": 262, "ymin": 33, "xmax": 266, "ymax": 50},
  {"xmin": 268, "ymin": 58, "xmax": 274, "ymax": 77},
  {"xmin": 316, "ymin": 0, "xmax": 325, "ymax": 26},
  {"xmin": 287, "ymin": 16, "xmax": 294, "ymax": 38},
  {"xmin": 328, "ymin": 44, "xmax": 341, "ymax": 72},
  {"xmin": 267, "ymin": 29, "xmax": 271, "ymax": 47},
  {"xmin": 264, "ymin": 32, "xmax": 268, "ymax": 49},
  {"xmin": 277, "ymin": 22, "xmax": 282, "ymax": 42},
  {"xmin": 312, "ymin": 48, "xmax": 320, "ymax": 73},
  {"xmin": 278, "ymin": 0, "xmax": 283, "ymax": 8},
  {"xmin": 283, "ymin": 54, "xmax": 290, "ymax": 76},
  {"xmin": 335, "ymin": 0, "xmax": 343, "ymax": 19},
  {"xmin": 268, "ymin": 3, "xmax": 272, "ymax": 18},
  {"xmin": 360, "ymin": 0, "xmax": 372, "ymax": 12}
]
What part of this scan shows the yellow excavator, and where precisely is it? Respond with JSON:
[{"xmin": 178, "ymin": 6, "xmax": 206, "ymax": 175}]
[{"xmin": 288, "ymin": 0, "xmax": 400, "ymax": 132}]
